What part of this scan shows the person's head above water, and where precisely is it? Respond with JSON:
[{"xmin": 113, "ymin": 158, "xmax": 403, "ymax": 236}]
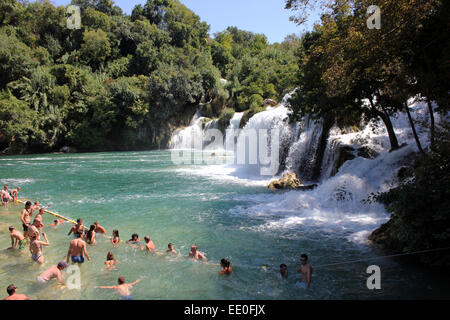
[
  {"xmin": 25, "ymin": 201, "xmax": 31, "ymax": 208},
  {"xmin": 77, "ymin": 218, "xmax": 82, "ymax": 224},
  {"xmin": 300, "ymin": 254, "xmax": 308, "ymax": 265},
  {"xmin": 6, "ymin": 284, "xmax": 17, "ymax": 295},
  {"xmin": 220, "ymin": 259, "xmax": 230, "ymax": 268},
  {"xmin": 130, "ymin": 234, "xmax": 139, "ymax": 241},
  {"xmin": 107, "ymin": 252, "xmax": 114, "ymax": 261},
  {"xmin": 9, "ymin": 226, "xmax": 14, "ymax": 232},
  {"xmin": 144, "ymin": 236, "xmax": 150, "ymax": 243},
  {"xmin": 112, "ymin": 229, "xmax": 119, "ymax": 237},
  {"xmin": 191, "ymin": 245, "xmax": 198, "ymax": 252},
  {"xmin": 57, "ymin": 261, "xmax": 68, "ymax": 270},
  {"xmin": 168, "ymin": 243, "xmax": 174, "ymax": 249},
  {"xmin": 118, "ymin": 276, "xmax": 125, "ymax": 285}
]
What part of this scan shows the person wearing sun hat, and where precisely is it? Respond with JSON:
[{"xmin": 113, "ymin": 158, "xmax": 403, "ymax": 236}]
[{"xmin": 37, "ymin": 261, "xmax": 69, "ymax": 285}]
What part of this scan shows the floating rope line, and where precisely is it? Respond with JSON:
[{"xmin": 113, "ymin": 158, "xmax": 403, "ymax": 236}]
[
  {"xmin": 17, "ymin": 198, "xmax": 82, "ymax": 227},
  {"xmin": 314, "ymin": 247, "xmax": 450, "ymax": 268}
]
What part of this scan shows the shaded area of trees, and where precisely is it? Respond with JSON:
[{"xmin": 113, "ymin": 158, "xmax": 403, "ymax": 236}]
[{"xmin": 0, "ymin": 0, "xmax": 299, "ymax": 153}]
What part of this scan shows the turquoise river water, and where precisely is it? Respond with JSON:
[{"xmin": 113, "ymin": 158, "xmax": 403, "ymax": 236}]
[{"xmin": 0, "ymin": 151, "xmax": 449, "ymax": 300}]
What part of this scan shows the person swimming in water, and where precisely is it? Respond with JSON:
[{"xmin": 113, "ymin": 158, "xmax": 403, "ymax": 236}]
[
  {"xmin": 30, "ymin": 232, "xmax": 50, "ymax": 264},
  {"xmin": 85, "ymin": 224, "xmax": 96, "ymax": 245},
  {"xmin": 105, "ymin": 252, "xmax": 119, "ymax": 270},
  {"xmin": 66, "ymin": 232, "xmax": 90, "ymax": 264},
  {"xmin": 143, "ymin": 236, "xmax": 155, "ymax": 253},
  {"xmin": 280, "ymin": 264, "xmax": 288, "ymax": 279},
  {"xmin": 111, "ymin": 229, "xmax": 120, "ymax": 248},
  {"xmin": 219, "ymin": 259, "xmax": 232, "ymax": 275},
  {"xmin": 8, "ymin": 226, "xmax": 26, "ymax": 251},
  {"xmin": 95, "ymin": 277, "xmax": 140, "ymax": 300},
  {"xmin": 50, "ymin": 219, "xmax": 64, "ymax": 227},
  {"xmin": 93, "ymin": 221, "xmax": 106, "ymax": 234},
  {"xmin": 3, "ymin": 284, "xmax": 31, "ymax": 300},
  {"xmin": 188, "ymin": 245, "xmax": 206, "ymax": 261},
  {"xmin": 126, "ymin": 233, "xmax": 141, "ymax": 246},
  {"xmin": 37, "ymin": 261, "xmax": 68, "ymax": 285},
  {"xmin": 31, "ymin": 201, "xmax": 40, "ymax": 212},
  {"xmin": 166, "ymin": 243, "xmax": 177, "ymax": 254}
]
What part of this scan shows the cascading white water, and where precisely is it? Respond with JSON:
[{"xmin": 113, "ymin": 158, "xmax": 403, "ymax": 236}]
[
  {"xmin": 224, "ymin": 112, "xmax": 244, "ymax": 151},
  {"xmin": 169, "ymin": 109, "xmax": 204, "ymax": 150}
]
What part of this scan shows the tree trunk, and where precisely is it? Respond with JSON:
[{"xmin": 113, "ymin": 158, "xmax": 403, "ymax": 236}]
[
  {"xmin": 404, "ymin": 102, "xmax": 426, "ymax": 156},
  {"xmin": 368, "ymin": 97, "xmax": 399, "ymax": 150},
  {"xmin": 426, "ymin": 97, "xmax": 435, "ymax": 151}
]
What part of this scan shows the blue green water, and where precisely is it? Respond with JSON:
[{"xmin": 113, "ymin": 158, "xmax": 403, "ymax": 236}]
[{"xmin": 0, "ymin": 151, "xmax": 449, "ymax": 300}]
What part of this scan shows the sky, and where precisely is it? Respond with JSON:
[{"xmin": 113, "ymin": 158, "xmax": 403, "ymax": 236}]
[{"xmin": 47, "ymin": 0, "xmax": 319, "ymax": 43}]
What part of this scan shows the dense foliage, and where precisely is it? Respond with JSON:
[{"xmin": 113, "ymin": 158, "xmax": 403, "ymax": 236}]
[{"xmin": 0, "ymin": 0, "xmax": 299, "ymax": 153}]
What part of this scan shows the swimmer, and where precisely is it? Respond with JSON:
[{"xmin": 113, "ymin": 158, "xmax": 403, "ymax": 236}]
[
  {"xmin": 1, "ymin": 185, "xmax": 11, "ymax": 205},
  {"xmin": 34, "ymin": 208, "xmax": 46, "ymax": 229},
  {"xmin": 166, "ymin": 243, "xmax": 177, "ymax": 254},
  {"xmin": 30, "ymin": 232, "xmax": 49, "ymax": 264},
  {"xmin": 95, "ymin": 277, "xmax": 140, "ymax": 300},
  {"xmin": 111, "ymin": 229, "xmax": 120, "ymax": 248},
  {"xmin": 66, "ymin": 232, "xmax": 90, "ymax": 264},
  {"xmin": 8, "ymin": 226, "xmax": 26, "ymax": 250},
  {"xmin": 93, "ymin": 221, "xmax": 106, "ymax": 234},
  {"xmin": 297, "ymin": 254, "xmax": 312, "ymax": 289},
  {"xmin": 219, "ymin": 259, "xmax": 232, "ymax": 275},
  {"xmin": 50, "ymin": 219, "xmax": 64, "ymax": 227},
  {"xmin": 105, "ymin": 252, "xmax": 118, "ymax": 269},
  {"xmin": 188, "ymin": 245, "xmax": 206, "ymax": 261},
  {"xmin": 31, "ymin": 201, "xmax": 40, "ymax": 211},
  {"xmin": 20, "ymin": 201, "xmax": 33, "ymax": 240},
  {"xmin": 37, "ymin": 261, "xmax": 68, "ymax": 285},
  {"xmin": 85, "ymin": 224, "xmax": 96, "ymax": 245},
  {"xmin": 68, "ymin": 218, "xmax": 85, "ymax": 237},
  {"xmin": 9, "ymin": 186, "xmax": 20, "ymax": 202},
  {"xmin": 3, "ymin": 284, "xmax": 31, "ymax": 300},
  {"xmin": 280, "ymin": 264, "xmax": 288, "ymax": 279},
  {"xmin": 143, "ymin": 236, "xmax": 155, "ymax": 253},
  {"xmin": 126, "ymin": 233, "xmax": 141, "ymax": 246}
]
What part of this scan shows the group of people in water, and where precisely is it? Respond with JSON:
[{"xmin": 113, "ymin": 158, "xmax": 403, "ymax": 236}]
[{"xmin": 2, "ymin": 185, "xmax": 313, "ymax": 300}]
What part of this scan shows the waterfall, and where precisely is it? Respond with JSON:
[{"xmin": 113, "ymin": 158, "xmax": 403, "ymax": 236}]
[
  {"xmin": 169, "ymin": 109, "xmax": 205, "ymax": 150},
  {"xmin": 224, "ymin": 112, "xmax": 244, "ymax": 151}
]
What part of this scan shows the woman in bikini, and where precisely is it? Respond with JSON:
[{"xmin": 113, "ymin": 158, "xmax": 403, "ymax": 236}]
[
  {"xmin": 30, "ymin": 232, "xmax": 50, "ymax": 264},
  {"xmin": 111, "ymin": 229, "xmax": 120, "ymax": 248},
  {"xmin": 105, "ymin": 252, "xmax": 119, "ymax": 270}
]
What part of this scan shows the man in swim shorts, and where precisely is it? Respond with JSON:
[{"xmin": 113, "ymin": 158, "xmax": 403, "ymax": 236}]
[
  {"xmin": 188, "ymin": 245, "xmax": 206, "ymax": 261},
  {"xmin": 95, "ymin": 277, "xmax": 140, "ymax": 300},
  {"xmin": 66, "ymin": 232, "xmax": 90, "ymax": 264},
  {"xmin": 8, "ymin": 226, "xmax": 26, "ymax": 250},
  {"xmin": 3, "ymin": 284, "xmax": 31, "ymax": 300},
  {"xmin": 298, "ymin": 254, "xmax": 312, "ymax": 289},
  {"xmin": 20, "ymin": 201, "xmax": 33, "ymax": 240},
  {"xmin": 1, "ymin": 185, "xmax": 11, "ymax": 205},
  {"xmin": 37, "ymin": 261, "xmax": 68, "ymax": 285},
  {"xmin": 126, "ymin": 233, "xmax": 141, "ymax": 246}
]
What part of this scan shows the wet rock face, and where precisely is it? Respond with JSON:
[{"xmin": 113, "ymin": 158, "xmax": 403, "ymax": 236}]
[
  {"xmin": 357, "ymin": 146, "xmax": 379, "ymax": 159},
  {"xmin": 268, "ymin": 172, "xmax": 318, "ymax": 191},
  {"xmin": 263, "ymin": 99, "xmax": 278, "ymax": 107},
  {"xmin": 336, "ymin": 146, "xmax": 356, "ymax": 171}
]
